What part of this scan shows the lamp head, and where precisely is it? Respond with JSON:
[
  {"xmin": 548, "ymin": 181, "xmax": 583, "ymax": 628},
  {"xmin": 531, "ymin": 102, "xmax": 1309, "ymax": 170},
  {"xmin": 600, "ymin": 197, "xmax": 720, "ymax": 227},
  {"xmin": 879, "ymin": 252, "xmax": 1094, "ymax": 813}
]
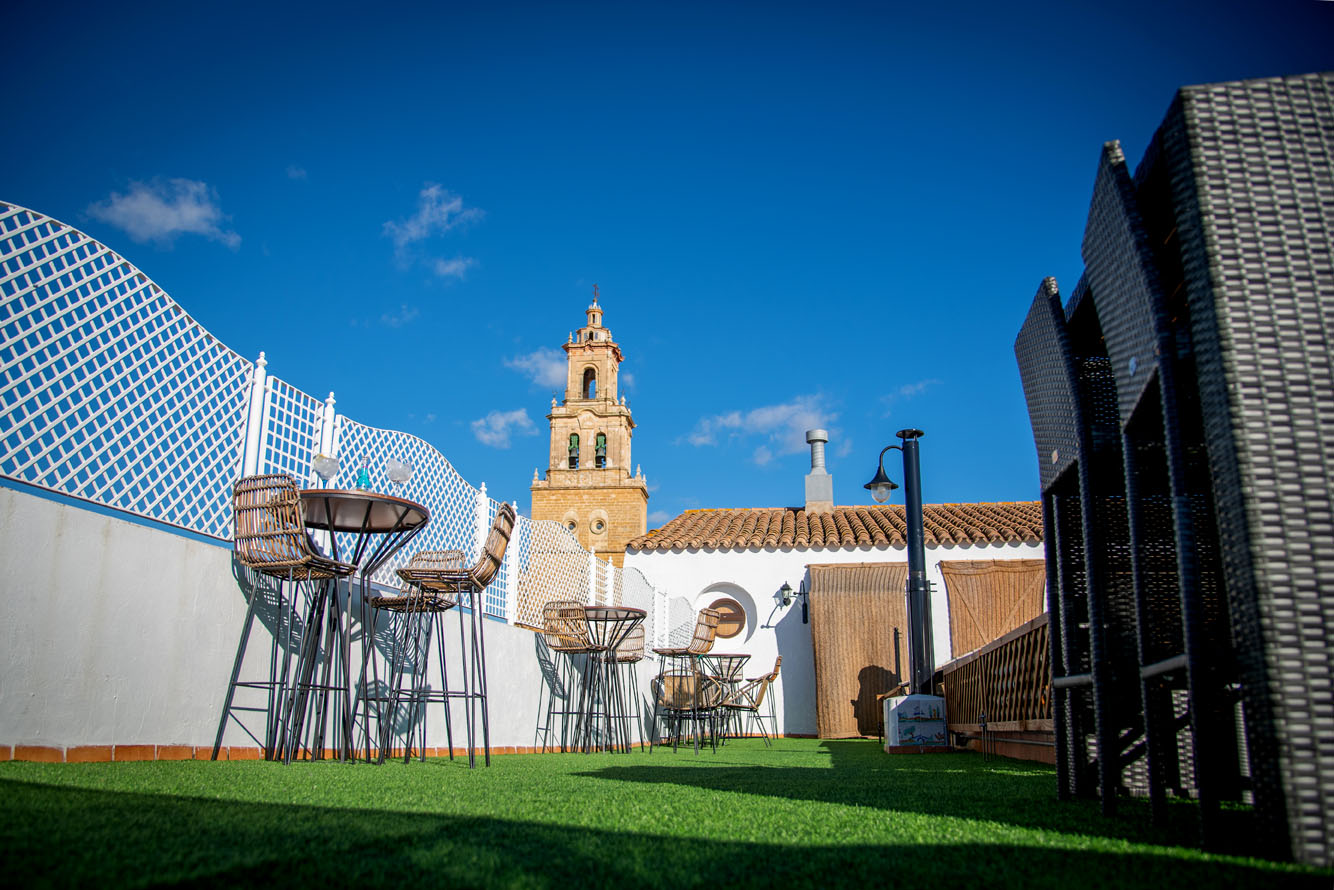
[
  {"xmin": 864, "ymin": 451, "xmax": 900, "ymax": 503},
  {"xmin": 778, "ymin": 582, "xmax": 794, "ymax": 606}
]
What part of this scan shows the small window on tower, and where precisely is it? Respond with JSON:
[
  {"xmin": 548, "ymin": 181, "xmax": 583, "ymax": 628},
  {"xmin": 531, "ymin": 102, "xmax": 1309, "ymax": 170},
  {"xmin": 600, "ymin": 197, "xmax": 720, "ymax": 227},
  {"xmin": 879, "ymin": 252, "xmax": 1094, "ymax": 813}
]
[
  {"xmin": 583, "ymin": 368, "xmax": 596, "ymax": 399},
  {"xmin": 595, "ymin": 433, "xmax": 607, "ymax": 468},
  {"xmin": 568, "ymin": 433, "xmax": 579, "ymax": 469}
]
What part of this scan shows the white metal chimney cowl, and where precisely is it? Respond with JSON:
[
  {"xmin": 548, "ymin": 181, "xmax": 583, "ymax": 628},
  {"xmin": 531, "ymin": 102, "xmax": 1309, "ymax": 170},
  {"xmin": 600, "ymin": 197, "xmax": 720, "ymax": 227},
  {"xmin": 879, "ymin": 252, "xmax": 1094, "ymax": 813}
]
[{"xmin": 804, "ymin": 429, "xmax": 833, "ymax": 514}]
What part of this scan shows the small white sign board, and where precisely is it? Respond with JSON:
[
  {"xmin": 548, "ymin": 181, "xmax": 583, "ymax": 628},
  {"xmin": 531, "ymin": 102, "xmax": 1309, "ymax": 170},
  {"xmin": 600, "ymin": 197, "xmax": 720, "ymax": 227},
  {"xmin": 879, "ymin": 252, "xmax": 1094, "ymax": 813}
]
[{"xmin": 884, "ymin": 694, "xmax": 948, "ymax": 749}]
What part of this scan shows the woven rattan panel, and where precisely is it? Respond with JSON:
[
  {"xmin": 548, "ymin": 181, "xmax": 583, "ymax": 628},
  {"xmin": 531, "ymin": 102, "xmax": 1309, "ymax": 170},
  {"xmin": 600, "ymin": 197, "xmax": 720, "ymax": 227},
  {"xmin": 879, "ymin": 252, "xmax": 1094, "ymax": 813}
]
[
  {"xmin": 939, "ymin": 559, "xmax": 1047, "ymax": 658},
  {"xmin": 1015, "ymin": 277, "xmax": 1081, "ymax": 492},
  {"xmin": 1164, "ymin": 73, "xmax": 1334, "ymax": 866},
  {"xmin": 1082, "ymin": 142, "xmax": 1165, "ymax": 424},
  {"xmin": 807, "ymin": 562, "xmax": 908, "ymax": 738}
]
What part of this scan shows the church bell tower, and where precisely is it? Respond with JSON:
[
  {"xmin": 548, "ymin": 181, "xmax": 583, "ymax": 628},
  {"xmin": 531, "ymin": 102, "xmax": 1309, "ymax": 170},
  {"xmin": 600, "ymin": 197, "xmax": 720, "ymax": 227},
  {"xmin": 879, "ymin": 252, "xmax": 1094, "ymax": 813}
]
[{"xmin": 530, "ymin": 288, "xmax": 648, "ymax": 567}]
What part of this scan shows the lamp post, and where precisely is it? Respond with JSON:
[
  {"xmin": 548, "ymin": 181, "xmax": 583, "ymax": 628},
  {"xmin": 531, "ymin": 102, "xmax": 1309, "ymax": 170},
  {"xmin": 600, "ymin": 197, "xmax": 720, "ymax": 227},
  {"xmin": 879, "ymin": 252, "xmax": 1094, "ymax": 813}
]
[{"xmin": 865, "ymin": 428, "xmax": 934, "ymax": 695}]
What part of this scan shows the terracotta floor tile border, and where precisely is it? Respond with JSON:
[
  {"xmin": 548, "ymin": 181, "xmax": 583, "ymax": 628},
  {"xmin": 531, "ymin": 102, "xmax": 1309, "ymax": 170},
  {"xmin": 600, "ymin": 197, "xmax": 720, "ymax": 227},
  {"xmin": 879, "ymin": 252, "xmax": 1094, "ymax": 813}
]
[
  {"xmin": 112, "ymin": 744, "xmax": 157, "ymax": 762},
  {"xmin": 13, "ymin": 745, "xmax": 64, "ymax": 762},
  {"xmin": 65, "ymin": 745, "xmax": 115, "ymax": 763}
]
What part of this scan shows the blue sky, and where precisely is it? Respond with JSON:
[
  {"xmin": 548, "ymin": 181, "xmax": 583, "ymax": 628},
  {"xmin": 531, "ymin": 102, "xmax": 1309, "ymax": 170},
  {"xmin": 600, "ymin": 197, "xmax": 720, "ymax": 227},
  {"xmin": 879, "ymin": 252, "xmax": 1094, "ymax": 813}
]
[{"xmin": 3, "ymin": 1, "xmax": 1330, "ymax": 526}]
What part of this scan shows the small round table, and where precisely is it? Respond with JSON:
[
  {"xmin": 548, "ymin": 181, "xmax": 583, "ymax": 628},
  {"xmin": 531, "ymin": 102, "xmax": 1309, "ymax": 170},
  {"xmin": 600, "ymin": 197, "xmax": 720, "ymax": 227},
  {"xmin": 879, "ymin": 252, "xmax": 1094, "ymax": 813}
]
[{"xmin": 291, "ymin": 489, "xmax": 429, "ymax": 761}]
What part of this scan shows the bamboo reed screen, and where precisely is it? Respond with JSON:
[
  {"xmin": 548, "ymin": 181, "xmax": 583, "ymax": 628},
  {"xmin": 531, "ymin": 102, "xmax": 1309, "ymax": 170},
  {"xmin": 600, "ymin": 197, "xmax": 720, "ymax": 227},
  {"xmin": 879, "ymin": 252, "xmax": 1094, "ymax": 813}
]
[
  {"xmin": 939, "ymin": 559, "xmax": 1047, "ymax": 658},
  {"xmin": 807, "ymin": 562, "xmax": 908, "ymax": 738}
]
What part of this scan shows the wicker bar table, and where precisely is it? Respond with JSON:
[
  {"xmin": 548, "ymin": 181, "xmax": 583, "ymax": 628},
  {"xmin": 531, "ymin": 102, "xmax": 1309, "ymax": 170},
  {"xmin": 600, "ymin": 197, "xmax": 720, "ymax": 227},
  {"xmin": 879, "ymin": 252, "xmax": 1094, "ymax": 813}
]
[
  {"xmin": 580, "ymin": 606, "xmax": 646, "ymax": 753},
  {"xmin": 699, "ymin": 653, "xmax": 750, "ymax": 740},
  {"xmin": 286, "ymin": 489, "xmax": 429, "ymax": 762}
]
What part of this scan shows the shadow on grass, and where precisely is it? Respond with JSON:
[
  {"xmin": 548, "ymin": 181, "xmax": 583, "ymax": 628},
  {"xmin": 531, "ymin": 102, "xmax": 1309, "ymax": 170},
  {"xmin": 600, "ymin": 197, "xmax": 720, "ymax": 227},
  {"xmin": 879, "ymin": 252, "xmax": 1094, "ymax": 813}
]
[
  {"xmin": 578, "ymin": 740, "xmax": 1261, "ymax": 858},
  {"xmin": 1, "ymin": 774, "xmax": 1322, "ymax": 889}
]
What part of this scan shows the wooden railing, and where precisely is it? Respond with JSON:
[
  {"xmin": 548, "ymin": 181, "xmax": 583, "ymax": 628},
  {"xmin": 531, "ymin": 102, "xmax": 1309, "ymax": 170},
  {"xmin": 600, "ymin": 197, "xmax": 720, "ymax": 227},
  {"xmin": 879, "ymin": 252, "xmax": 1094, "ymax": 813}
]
[{"xmin": 940, "ymin": 612, "xmax": 1052, "ymax": 733}]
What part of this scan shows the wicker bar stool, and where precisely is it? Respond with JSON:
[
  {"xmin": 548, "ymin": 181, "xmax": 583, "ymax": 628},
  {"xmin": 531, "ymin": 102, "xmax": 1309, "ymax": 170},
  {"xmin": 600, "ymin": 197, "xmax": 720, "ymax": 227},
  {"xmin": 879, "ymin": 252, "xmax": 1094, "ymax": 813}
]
[
  {"xmin": 613, "ymin": 623, "xmax": 647, "ymax": 751},
  {"xmin": 382, "ymin": 502, "xmax": 515, "ymax": 767},
  {"xmin": 650, "ymin": 608, "xmax": 721, "ymax": 753},
  {"xmin": 538, "ymin": 600, "xmax": 593, "ymax": 752},
  {"xmin": 214, "ymin": 474, "xmax": 354, "ymax": 761},
  {"xmin": 721, "ymin": 655, "xmax": 782, "ymax": 745},
  {"xmin": 367, "ymin": 550, "xmax": 462, "ymax": 763}
]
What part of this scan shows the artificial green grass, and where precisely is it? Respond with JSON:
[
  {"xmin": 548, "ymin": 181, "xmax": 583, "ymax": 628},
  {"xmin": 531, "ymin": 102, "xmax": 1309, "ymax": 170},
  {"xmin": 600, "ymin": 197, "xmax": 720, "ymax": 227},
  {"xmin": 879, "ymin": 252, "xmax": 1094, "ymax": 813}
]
[{"xmin": 1, "ymin": 740, "xmax": 1327, "ymax": 888}]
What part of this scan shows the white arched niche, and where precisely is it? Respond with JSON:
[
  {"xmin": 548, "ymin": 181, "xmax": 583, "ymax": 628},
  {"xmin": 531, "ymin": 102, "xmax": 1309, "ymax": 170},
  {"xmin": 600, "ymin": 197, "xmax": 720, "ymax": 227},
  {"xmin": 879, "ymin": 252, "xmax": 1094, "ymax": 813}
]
[{"xmin": 695, "ymin": 582, "xmax": 757, "ymax": 646}]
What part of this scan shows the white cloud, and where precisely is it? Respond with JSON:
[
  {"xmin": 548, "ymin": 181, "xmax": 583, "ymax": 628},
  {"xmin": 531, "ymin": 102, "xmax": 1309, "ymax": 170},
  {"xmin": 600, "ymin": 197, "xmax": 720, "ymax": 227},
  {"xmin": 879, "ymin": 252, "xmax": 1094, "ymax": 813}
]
[
  {"xmin": 383, "ymin": 183, "xmax": 482, "ymax": 255},
  {"xmin": 87, "ymin": 179, "xmax": 240, "ymax": 248},
  {"xmin": 471, "ymin": 408, "xmax": 537, "ymax": 448},
  {"xmin": 753, "ymin": 445, "xmax": 773, "ymax": 466},
  {"xmin": 505, "ymin": 347, "xmax": 567, "ymax": 388},
  {"xmin": 286, "ymin": 165, "xmax": 307, "ymax": 180},
  {"xmin": 647, "ymin": 510, "xmax": 671, "ymax": 526},
  {"xmin": 881, "ymin": 378, "xmax": 942, "ymax": 414},
  {"xmin": 383, "ymin": 184, "xmax": 481, "ymax": 280},
  {"xmin": 379, "ymin": 304, "xmax": 420, "ymax": 328},
  {"xmin": 432, "ymin": 256, "xmax": 475, "ymax": 279},
  {"xmin": 686, "ymin": 395, "xmax": 835, "ymax": 455}
]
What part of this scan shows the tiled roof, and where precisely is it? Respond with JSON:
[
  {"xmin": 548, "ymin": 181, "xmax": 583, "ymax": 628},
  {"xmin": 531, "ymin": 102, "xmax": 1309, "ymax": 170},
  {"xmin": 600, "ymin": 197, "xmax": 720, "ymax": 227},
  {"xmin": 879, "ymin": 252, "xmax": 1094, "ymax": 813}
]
[{"xmin": 626, "ymin": 502, "xmax": 1043, "ymax": 551}]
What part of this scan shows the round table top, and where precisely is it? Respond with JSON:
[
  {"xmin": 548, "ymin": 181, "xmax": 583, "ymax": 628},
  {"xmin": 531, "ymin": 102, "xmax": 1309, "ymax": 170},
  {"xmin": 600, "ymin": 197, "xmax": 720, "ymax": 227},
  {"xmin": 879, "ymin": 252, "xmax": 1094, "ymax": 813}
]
[
  {"xmin": 300, "ymin": 489, "xmax": 430, "ymax": 533},
  {"xmin": 584, "ymin": 605, "xmax": 647, "ymax": 620},
  {"xmin": 702, "ymin": 652, "xmax": 751, "ymax": 679}
]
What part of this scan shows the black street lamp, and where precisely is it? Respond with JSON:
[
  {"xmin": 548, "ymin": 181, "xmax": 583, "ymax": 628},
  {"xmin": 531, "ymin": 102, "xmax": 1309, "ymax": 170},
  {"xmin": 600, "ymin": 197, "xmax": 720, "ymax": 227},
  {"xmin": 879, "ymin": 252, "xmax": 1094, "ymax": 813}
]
[{"xmin": 864, "ymin": 428, "xmax": 934, "ymax": 695}]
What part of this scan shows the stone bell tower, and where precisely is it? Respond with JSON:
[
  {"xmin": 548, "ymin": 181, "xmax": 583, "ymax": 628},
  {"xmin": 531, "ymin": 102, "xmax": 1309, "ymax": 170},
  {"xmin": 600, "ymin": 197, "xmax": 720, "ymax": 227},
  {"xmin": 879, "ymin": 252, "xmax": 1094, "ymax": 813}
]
[{"xmin": 530, "ymin": 287, "xmax": 648, "ymax": 567}]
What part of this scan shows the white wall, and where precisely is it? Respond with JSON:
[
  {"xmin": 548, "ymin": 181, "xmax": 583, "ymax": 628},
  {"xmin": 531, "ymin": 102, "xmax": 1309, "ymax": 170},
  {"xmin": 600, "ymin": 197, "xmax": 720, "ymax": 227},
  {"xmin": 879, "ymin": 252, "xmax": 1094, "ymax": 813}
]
[
  {"xmin": 625, "ymin": 539, "xmax": 1045, "ymax": 737},
  {"xmin": 0, "ymin": 485, "xmax": 653, "ymax": 754}
]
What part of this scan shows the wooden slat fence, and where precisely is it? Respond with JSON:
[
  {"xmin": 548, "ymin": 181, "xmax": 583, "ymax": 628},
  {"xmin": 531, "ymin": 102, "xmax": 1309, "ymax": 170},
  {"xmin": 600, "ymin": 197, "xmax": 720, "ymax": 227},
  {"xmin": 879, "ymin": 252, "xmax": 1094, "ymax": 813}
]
[{"xmin": 941, "ymin": 612, "xmax": 1051, "ymax": 733}]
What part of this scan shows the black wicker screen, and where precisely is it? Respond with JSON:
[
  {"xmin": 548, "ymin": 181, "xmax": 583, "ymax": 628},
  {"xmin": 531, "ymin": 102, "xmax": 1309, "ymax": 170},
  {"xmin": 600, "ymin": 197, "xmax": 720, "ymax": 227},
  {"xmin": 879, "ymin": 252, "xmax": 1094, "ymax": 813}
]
[
  {"xmin": 1018, "ymin": 72, "xmax": 1334, "ymax": 867},
  {"xmin": 1167, "ymin": 73, "xmax": 1334, "ymax": 867},
  {"xmin": 1015, "ymin": 277, "xmax": 1081, "ymax": 492},
  {"xmin": 1083, "ymin": 141, "xmax": 1164, "ymax": 424}
]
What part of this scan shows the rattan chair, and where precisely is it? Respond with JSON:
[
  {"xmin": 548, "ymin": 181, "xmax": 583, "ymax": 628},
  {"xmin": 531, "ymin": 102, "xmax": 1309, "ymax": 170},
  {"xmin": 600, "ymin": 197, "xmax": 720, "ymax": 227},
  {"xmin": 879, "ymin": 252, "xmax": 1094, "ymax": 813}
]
[
  {"xmin": 649, "ymin": 608, "xmax": 720, "ymax": 753},
  {"xmin": 214, "ymin": 473, "xmax": 354, "ymax": 761},
  {"xmin": 368, "ymin": 550, "xmax": 463, "ymax": 763},
  {"xmin": 721, "ymin": 655, "xmax": 782, "ymax": 745},
  {"xmin": 651, "ymin": 668, "xmax": 725, "ymax": 752},
  {"xmin": 537, "ymin": 599, "xmax": 593, "ymax": 752},
  {"xmin": 651, "ymin": 608, "xmax": 721, "ymax": 659},
  {"xmin": 383, "ymin": 502, "xmax": 516, "ymax": 767}
]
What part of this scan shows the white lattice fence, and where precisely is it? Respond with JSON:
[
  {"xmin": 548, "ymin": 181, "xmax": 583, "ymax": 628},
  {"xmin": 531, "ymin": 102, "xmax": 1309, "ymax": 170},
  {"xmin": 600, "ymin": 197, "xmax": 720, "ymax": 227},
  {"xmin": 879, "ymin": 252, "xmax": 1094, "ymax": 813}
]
[
  {"xmin": 330, "ymin": 418, "xmax": 482, "ymax": 589},
  {"xmin": 0, "ymin": 202, "xmax": 252, "ymax": 539},
  {"xmin": 617, "ymin": 566, "xmax": 658, "ymax": 656},
  {"xmin": 514, "ymin": 515, "xmax": 596, "ymax": 627},
  {"xmin": 0, "ymin": 200, "xmax": 675, "ymax": 629},
  {"xmin": 594, "ymin": 556, "xmax": 613, "ymax": 605},
  {"xmin": 666, "ymin": 596, "xmax": 696, "ymax": 648},
  {"xmin": 258, "ymin": 375, "xmax": 323, "ymax": 484}
]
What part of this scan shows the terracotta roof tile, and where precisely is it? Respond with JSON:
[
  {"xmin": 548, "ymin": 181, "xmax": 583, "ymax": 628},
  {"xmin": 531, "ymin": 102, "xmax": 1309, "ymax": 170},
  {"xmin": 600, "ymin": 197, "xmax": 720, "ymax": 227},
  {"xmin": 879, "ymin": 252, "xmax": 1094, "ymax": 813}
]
[{"xmin": 627, "ymin": 502, "xmax": 1043, "ymax": 552}]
